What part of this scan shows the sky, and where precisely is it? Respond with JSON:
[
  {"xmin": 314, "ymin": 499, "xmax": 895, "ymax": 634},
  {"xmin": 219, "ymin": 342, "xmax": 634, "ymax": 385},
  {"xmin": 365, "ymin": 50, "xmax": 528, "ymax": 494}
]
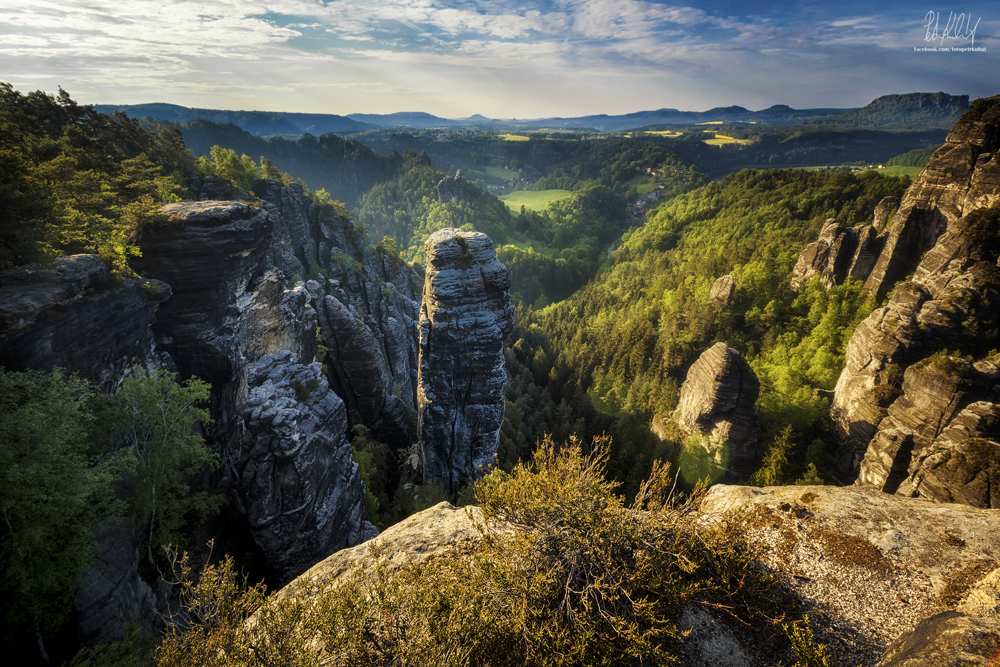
[{"xmin": 0, "ymin": 0, "xmax": 996, "ymax": 118}]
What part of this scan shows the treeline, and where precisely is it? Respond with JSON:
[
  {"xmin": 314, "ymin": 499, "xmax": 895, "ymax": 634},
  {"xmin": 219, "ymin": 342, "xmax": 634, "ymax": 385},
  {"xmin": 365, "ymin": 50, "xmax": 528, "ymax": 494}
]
[
  {"xmin": 0, "ymin": 83, "xmax": 196, "ymax": 272},
  {"xmin": 165, "ymin": 119, "xmax": 404, "ymax": 205},
  {"xmin": 496, "ymin": 169, "xmax": 911, "ymax": 497},
  {"xmin": 887, "ymin": 144, "xmax": 942, "ymax": 167}
]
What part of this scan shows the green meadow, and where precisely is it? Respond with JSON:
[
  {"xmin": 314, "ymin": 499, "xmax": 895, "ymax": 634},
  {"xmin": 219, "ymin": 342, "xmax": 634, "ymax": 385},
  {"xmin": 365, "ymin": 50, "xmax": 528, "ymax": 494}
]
[{"xmin": 499, "ymin": 189, "xmax": 574, "ymax": 212}]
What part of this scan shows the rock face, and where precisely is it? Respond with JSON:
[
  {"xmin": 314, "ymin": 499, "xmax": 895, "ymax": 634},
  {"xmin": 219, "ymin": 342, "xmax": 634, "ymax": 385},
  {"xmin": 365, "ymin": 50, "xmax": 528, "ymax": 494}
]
[
  {"xmin": 709, "ymin": 274, "xmax": 735, "ymax": 305},
  {"xmin": 418, "ymin": 228, "xmax": 514, "ymax": 494},
  {"xmin": 676, "ymin": 342, "xmax": 760, "ymax": 475},
  {"xmin": 0, "ymin": 255, "xmax": 170, "ymax": 391},
  {"xmin": 436, "ymin": 170, "xmax": 464, "ymax": 203},
  {"xmin": 700, "ymin": 484, "xmax": 1000, "ymax": 667},
  {"xmin": 790, "ymin": 217, "xmax": 886, "ymax": 291},
  {"xmin": 830, "ymin": 96, "xmax": 1000, "ymax": 505},
  {"xmin": 242, "ymin": 352, "xmax": 376, "ymax": 580}
]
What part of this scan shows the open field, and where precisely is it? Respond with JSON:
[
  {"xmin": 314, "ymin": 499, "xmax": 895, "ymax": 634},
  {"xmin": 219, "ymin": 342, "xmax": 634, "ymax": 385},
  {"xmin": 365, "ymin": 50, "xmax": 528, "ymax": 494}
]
[
  {"xmin": 696, "ymin": 121, "xmax": 724, "ymax": 125},
  {"xmin": 643, "ymin": 130, "xmax": 683, "ymax": 138},
  {"xmin": 871, "ymin": 165, "xmax": 923, "ymax": 178},
  {"xmin": 499, "ymin": 189, "xmax": 574, "ymax": 212},
  {"xmin": 499, "ymin": 134, "xmax": 530, "ymax": 141},
  {"xmin": 703, "ymin": 132, "xmax": 752, "ymax": 146}
]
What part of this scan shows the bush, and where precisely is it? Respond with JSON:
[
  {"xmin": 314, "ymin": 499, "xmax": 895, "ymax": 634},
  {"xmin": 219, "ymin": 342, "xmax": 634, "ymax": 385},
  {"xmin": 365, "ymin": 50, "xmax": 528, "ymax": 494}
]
[{"xmin": 156, "ymin": 434, "xmax": 826, "ymax": 666}]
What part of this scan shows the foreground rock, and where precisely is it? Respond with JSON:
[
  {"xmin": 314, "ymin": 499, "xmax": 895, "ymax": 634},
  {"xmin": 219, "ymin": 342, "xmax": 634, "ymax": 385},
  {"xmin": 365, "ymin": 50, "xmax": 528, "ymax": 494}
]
[
  {"xmin": 676, "ymin": 342, "xmax": 760, "ymax": 475},
  {"xmin": 242, "ymin": 352, "xmax": 376, "ymax": 581},
  {"xmin": 701, "ymin": 484, "xmax": 1000, "ymax": 667},
  {"xmin": 830, "ymin": 96, "xmax": 1000, "ymax": 504},
  {"xmin": 418, "ymin": 228, "xmax": 514, "ymax": 494}
]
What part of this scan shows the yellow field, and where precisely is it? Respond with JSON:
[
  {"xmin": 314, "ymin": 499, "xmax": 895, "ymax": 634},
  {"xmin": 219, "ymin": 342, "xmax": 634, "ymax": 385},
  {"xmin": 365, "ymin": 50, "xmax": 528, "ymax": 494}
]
[
  {"xmin": 643, "ymin": 130, "xmax": 683, "ymax": 138},
  {"xmin": 499, "ymin": 134, "xmax": 530, "ymax": 142},
  {"xmin": 703, "ymin": 132, "xmax": 752, "ymax": 146},
  {"xmin": 696, "ymin": 121, "xmax": 724, "ymax": 125}
]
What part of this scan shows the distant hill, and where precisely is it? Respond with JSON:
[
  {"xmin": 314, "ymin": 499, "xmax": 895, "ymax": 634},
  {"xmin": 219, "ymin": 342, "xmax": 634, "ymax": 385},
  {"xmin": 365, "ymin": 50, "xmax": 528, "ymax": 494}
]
[
  {"xmin": 811, "ymin": 92, "xmax": 969, "ymax": 128},
  {"xmin": 93, "ymin": 103, "xmax": 378, "ymax": 136}
]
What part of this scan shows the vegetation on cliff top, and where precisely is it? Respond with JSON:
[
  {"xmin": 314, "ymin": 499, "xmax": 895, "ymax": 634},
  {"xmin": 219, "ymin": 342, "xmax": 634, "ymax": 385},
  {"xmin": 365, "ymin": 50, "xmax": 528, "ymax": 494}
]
[{"xmin": 155, "ymin": 436, "xmax": 830, "ymax": 667}]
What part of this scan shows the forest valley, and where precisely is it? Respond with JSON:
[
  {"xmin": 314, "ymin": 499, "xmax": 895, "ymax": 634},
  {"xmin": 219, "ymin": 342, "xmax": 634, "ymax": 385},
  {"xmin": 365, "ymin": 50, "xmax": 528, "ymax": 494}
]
[{"xmin": 0, "ymin": 83, "xmax": 975, "ymax": 665}]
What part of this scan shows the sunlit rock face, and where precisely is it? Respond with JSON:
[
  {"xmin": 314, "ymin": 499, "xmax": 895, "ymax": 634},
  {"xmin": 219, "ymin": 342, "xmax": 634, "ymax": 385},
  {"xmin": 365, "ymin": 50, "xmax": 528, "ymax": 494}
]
[
  {"xmin": 417, "ymin": 228, "xmax": 513, "ymax": 495},
  {"xmin": 830, "ymin": 95, "xmax": 1000, "ymax": 506}
]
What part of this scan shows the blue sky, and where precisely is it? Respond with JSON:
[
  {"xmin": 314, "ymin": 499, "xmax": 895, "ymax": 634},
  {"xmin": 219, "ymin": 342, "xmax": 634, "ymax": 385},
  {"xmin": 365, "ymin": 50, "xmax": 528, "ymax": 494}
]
[{"xmin": 0, "ymin": 0, "xmax": 995, "ymax": 117}]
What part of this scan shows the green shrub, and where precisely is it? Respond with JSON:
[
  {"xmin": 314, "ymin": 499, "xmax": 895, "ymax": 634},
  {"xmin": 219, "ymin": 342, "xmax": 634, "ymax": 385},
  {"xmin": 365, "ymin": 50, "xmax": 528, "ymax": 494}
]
[{"xmin": 156, "ymin": 434, "xmax": 826, "ymax": 666}]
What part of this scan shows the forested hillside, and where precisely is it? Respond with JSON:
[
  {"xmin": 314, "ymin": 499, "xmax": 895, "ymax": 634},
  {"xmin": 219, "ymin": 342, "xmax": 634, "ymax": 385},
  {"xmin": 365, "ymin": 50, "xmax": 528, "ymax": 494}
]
[{"xmin": 498, "ymin": 169, "xmax": 911, "ymax": 496}]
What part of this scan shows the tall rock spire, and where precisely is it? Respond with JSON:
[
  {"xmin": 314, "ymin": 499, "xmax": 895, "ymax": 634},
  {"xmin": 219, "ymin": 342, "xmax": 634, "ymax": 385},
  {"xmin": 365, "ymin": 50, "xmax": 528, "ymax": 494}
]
[{"xmin": 417, "ymin": 228, "xmax": 514, "ymax": 494}]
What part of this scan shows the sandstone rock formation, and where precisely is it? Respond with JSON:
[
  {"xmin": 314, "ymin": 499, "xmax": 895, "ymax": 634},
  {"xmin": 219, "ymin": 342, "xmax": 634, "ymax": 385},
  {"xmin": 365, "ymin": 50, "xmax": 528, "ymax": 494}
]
[
  {"xmin": 0, "ymin": 254, "xmax": 170, "ymax": 391},
  {"xmin": 709, "ymin": 274, "xmax": 735, "ymax": 305},
  {"xmin": 829, "ymin": 96, "xmax": 1000, "ymax": 504},
  {"xmin": 418, "ymin": 228, "xmax": 514, "ymax": 494},
  {"xmin": 700, "ymin": 484, "xmax": 1000, "ymax": 667},
  {"xmin": 676, "ymin": 342, "xmax": 760, "ymax": 474},
  {"xmin": 790, "ymin": 217, "xmax": 885, "ymax": 291},
  {"xmin": 436, "ymin": 170, "xmax": 464, "ymax": 203},
  {"xmin": 242, "ymin": 351, "xmax": 376, "ymax": 580}
]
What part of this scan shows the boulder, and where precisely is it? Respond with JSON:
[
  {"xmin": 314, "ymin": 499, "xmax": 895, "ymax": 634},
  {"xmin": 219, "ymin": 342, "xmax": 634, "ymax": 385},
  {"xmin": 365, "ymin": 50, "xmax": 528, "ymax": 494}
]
[
  {"xmin": 790, "ymin": 219, "xmax": 882, "ymax": 291},
  {"xmin": 709, "ymin": 274, "xmax": 735, "ymax": 305},
  {"xmin": 242, "ymin": 351, "xmax": 376, "ymax": 581},
  {"xmin": 676, "ymin": 342, "xmax": 760, "ymax": 475},
  {"xmin": 875, "ymin": 611, "xmax": 1000, "ymax": 667},
  {"xmin": 418, "ymin": 228, "xmax": 514, "ymax": 494}
]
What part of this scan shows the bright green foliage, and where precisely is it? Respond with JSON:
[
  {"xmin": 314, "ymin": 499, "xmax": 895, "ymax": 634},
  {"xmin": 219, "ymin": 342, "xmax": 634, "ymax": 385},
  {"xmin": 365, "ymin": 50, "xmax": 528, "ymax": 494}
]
[
  {"xmin": 503, "ymin": 168, "xmax": 908, "ymax": 487},
  {"xmin": 156, "ymin": 435, "xmax": 826, "ymax": 666},
  {"xmin": 0, "ymin": 83, "xmax": 188, "ymax": 272},
  {"xmin": 95, "ymin": 370, "xmax": 219, "ymax": 563},
  {"xmin": 0, "ymin": 369, "xmax": 113, "ymax": 634}
]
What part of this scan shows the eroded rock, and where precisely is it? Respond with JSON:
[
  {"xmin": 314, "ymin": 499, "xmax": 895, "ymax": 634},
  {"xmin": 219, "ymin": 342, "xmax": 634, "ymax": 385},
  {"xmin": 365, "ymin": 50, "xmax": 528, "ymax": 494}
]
[
  {"xmin": 676, "ymin": 342, "xmax": 760, "ymax": 474},
  {"xmin": 710, "ymin": 274, "xmax": 735, "ymax": 305},
  {"xmin": 418, "ymin": 228, "xmax": 514, "ymax": 494},
  {"xmin": 832, "ymin": 97, "xmax": 1000, "ymax": 499},
  {"xmin": 242, "ymin": 351, "xmax": 376, "ymax": 580}
]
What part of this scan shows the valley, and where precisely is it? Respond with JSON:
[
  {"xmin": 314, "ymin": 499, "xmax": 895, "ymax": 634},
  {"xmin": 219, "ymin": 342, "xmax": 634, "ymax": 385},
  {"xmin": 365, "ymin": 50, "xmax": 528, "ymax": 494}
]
[{"xmin": 2, "ymin": 85, "xmax": 999, "ymax": 666}]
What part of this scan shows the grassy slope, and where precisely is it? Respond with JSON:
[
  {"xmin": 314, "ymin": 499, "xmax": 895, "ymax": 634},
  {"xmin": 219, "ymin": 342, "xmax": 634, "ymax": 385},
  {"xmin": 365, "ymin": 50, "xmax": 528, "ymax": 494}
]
[{"xmin": 499, "ymin": 189, "xmax": 575, "ymax": 212}]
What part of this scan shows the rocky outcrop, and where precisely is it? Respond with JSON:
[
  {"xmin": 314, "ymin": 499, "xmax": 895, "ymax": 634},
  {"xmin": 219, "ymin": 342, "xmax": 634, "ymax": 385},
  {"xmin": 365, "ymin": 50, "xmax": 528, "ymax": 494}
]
[
  {"xmin": 134, "ymin": 201, "xmax": 317, "ymax": 472},
  {"xmin": 709, "ymin": 274, "xmax": 735, "ymax": 305},
  {"xmin": 790, "ymin": 218, "xmax": 885, "ymax": 291},
  {"xmin": 700, "ymin": 484, "xmax": 1000, "ymax": 667},
  {"xmin": 436, "ymin": 170, "xmax": 464, "ymax": 203},
  {"xmin": 876, "ymin": 611, "xmax": 1000, "ymax": 667},
  {"xmin": 0, "ymin": 255, "xmax": 170, "ymax": 391},
  {"xmin": 73, "ymin": 519, "xmax": 159, "ymax": 643},
  {"xmin": 242, "ymin": 351, "xmax": 376, "ymax": 580},
  {"xmin": 830, "ymin": 97, "xmax": 1000, "ymax": 503},
  {"xmin": 676, "ymin": 342, "xmax": 760, "ymax": 474},
  {"xmin": 418, "ymin": 228, "xmax": 514, "ymax": 494}
]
